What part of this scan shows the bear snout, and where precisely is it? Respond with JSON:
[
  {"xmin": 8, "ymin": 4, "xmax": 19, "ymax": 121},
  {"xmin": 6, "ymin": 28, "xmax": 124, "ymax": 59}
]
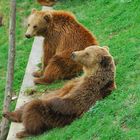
[{"xmin": 25, "ymin": 34, "xmax": 31, "ymax": 39}]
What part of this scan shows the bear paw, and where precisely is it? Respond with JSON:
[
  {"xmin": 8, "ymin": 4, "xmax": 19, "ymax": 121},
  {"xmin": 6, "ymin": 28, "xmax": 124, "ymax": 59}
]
[
  {"xmin": 32, "ymin": 71, "xmax": 43, "ymax": 77},
  {"xmin": 3, "ymin": 112, "xmax": 20, "ymax": 122},
  {"xmin": 34, "ymin": 77, "xmax": 53, "ymax": 85},
  {"xmin": 34, "ymin": 78, "xmax": 47, "ymax": 85}
]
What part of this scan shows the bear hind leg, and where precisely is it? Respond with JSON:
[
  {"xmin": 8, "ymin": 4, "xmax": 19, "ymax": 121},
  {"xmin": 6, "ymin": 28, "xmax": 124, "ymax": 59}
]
[
  {"xmin": 3, "ymin": 109, "xmax": 23, "ymax": 122},
  {"xmin": 22, "ymin": 100, "xmax": 49, "ymax": 136}
]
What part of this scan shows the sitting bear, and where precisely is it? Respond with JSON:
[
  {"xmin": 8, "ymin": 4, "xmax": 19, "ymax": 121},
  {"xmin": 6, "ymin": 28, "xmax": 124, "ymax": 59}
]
[
  {"xmin": 25, "ymin": 9, "xmax": 98, "ymax": 84},
  {"xmin": 3, "ymin": 45, "xmax": 116, "ymax": 138}
]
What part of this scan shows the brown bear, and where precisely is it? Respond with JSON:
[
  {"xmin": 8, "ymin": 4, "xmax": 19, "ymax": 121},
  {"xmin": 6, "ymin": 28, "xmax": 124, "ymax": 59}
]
[
  {"xmin": 37, "ymin": 0, "xmax": 57, "ymax": 6},
  {"xmin": 25, "ymin": 9, "xmax": 98, "ymax": 84},
  {"xmin": 3, "ymin": 45, "xmax": 116, "ymax": 138}
]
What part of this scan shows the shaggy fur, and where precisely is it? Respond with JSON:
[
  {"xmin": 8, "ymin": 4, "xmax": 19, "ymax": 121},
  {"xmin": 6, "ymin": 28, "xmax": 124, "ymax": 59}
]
[
  {"xmin": 3, "ymin": 45, "xmax": 116, "ymax": 138},
  {"xmin": 25, "ymin": 10, "xmax": 98, "ymax": 84}
]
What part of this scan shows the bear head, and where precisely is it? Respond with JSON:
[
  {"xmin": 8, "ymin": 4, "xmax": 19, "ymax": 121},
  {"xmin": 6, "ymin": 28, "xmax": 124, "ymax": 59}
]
[
  {"xmin": 71, "ymin": 45, "xmax": 113, "ymax": 70},
  {"xmin": 25, "ymin": 9, "xmax": 52, "ymax": 38}
]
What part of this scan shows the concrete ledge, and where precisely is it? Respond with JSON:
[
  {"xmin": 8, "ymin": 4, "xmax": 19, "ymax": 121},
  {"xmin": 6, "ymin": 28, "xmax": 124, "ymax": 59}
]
[{"xmin": 7, "ymin": 6, "xmax": 52, "ymax": 140}]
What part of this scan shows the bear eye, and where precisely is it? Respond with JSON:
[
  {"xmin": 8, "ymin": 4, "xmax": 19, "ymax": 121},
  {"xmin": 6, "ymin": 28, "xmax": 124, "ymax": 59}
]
[
  {"xmin": 85, "ymin": 52, "xmax": 89, "ymax": 56},
  {"xmin": 33, "ymin": 25, "xmax": 37, "ymax": 29}
]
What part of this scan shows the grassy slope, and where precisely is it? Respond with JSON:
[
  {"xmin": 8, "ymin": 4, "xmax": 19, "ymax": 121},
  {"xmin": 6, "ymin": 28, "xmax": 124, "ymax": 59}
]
[
  {"xmin": 28, "ymin": 0, "xmax": 140, "ymax": 140},
  {"xmin": 0, "ymin": 0, "xmax": 140, "ymax": 139}
]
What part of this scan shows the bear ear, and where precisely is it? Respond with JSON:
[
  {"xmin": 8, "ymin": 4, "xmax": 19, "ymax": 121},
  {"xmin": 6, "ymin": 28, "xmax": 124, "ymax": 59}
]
[
  {"xmin": 44, "ymin": 14, "xmax": 51, "ymax": 23},
  {"xmin": 103, "ymin": 46, "xmax": 109, "ymax": 51},
  {"xmin": 100, "ymin": 55, "xmax": 112, "ymax": 67},
  {"xmin": 44, "ymin": 13, "xmax": 52, "ymax": 23},
  {"xmin": 31, "ymin": 8, "xmax": 37, "ymax": 14}
]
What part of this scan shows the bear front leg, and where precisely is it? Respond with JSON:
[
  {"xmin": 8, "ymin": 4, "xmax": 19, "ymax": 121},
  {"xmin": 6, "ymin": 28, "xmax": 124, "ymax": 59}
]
[
  {"xmin": 41, "ymin": 78, "xmax": 80, "ymax": 99},
  {"xmin": 101, "ymin": 81, "xmax": 116, "ymax": 98},
  {"xmin": 57, "ymin": 78, "xmax": 81, "ymax": 97},
  {"xmin": 34, "ymin": 56, "xmax": 64, "ymax": 84}
]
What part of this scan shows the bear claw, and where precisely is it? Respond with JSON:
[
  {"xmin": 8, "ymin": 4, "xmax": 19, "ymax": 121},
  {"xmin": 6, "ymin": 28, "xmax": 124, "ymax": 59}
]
[
  {"xmin": 34, "ymin": 78, "xmax": 47, "ymax": 85},
  {"xmin": 32, "ymin": 71, "xmax": 42, "ymax": 78}
]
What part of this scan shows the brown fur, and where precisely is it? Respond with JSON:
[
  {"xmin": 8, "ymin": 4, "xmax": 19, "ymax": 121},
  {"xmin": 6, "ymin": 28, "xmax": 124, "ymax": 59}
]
[
  {"xmin": 37, "ymin": 0, "xmax": 57, "ymax": 6},
  {"xmin": 3, "ymin": 45, "xmax": 116, "ymax": 138},
  {"xmin": 25, "ymin": 10, "xmax": 98, "ymax": 84}
]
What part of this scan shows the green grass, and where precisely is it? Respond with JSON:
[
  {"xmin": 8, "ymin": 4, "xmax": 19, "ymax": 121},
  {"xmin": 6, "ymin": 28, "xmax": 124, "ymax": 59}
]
[{"xmin": 1, "ymin": 0, "xmax": 140, "ymax": 140}]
